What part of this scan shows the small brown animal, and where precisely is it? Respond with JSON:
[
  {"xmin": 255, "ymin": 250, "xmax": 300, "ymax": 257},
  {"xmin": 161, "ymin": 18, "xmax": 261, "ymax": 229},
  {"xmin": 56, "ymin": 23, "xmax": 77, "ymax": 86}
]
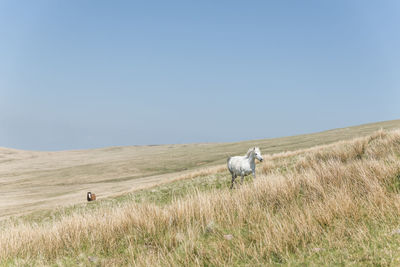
[{"xmin": 87, "ymin": 192, "xmax": 96, "ymax": 201}]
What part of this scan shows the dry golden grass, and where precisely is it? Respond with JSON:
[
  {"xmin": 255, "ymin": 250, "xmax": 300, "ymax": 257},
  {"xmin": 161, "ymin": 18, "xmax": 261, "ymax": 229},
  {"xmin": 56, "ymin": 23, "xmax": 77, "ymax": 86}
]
[{"xmin": 2, "ymin": 128, "xmax": 400, "ymax": 265}]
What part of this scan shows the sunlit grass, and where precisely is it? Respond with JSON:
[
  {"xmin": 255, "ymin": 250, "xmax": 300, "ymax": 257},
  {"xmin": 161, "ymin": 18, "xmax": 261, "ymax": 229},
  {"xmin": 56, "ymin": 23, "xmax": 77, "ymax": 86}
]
[{"xmin": 2, "ymin": 129, "xmax": 400, "ymax": 266}]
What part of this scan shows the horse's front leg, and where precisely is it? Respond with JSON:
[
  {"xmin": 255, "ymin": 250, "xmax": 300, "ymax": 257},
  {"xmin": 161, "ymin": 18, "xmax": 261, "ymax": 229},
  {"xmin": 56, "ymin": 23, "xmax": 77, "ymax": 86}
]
[
  {"xmin": 240, "ymin": 174, "xmax": 244, "ymax": 184},
  {"xmin": 253, "ymin": 170, "xmax": 256, "ymax": 179}
]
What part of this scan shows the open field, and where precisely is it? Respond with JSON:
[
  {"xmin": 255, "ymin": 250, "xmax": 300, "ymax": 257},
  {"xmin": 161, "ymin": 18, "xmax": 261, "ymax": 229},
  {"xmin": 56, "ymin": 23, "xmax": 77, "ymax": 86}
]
[
  {"xmin": 1, "ymin": 119, "xmax": 400, "ymax": 220},
  {"xmin": 1, "ymin": 121, "xmax": 400, "ymax": 265}
]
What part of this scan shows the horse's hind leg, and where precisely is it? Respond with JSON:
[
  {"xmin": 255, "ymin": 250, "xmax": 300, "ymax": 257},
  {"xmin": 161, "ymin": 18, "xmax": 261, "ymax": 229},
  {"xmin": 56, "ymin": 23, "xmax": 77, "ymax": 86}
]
[
  {"xmin": 230, "ymin": 173, "xmax": 236, "ymax": 189},
  {"xmin": 240, "ymin": 174, "xmax": 244, "ymax": 185}
]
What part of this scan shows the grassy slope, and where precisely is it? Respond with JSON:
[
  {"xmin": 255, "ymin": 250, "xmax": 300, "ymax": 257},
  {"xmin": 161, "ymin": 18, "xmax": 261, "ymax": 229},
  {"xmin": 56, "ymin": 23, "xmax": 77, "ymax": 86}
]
[
  {"xmin": 1, "ymin": 119, "xmax": 400, "ymax": 219},
  {"xmin": 1, "ymin": 123, "xmax": 400, "ymax": 265}
]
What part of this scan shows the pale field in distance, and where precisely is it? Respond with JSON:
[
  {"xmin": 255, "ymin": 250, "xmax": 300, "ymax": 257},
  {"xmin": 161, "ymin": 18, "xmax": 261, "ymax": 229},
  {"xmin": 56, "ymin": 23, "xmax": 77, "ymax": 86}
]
[{"xmin": 0, "ymin": 119, "xmax": 399, "ymax": 219}]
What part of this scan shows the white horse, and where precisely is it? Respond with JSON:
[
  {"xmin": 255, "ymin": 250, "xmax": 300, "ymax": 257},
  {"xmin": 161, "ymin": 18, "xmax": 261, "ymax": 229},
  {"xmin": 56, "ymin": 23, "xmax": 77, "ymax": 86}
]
[{"xmin": 227, "ymin": 147, "xmax": 263, "ymax": 189}]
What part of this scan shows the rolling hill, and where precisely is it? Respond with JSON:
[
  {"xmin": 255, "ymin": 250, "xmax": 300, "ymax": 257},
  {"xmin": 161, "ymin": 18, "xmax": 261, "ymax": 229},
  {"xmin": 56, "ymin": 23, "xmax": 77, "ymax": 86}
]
[
  {"xmin": 1, "ymin": 119, "xmax": 400, "ymax": 219},
  {"xmin": 1, "ymin": 119, "xmax": 400, "ymax": 265}
]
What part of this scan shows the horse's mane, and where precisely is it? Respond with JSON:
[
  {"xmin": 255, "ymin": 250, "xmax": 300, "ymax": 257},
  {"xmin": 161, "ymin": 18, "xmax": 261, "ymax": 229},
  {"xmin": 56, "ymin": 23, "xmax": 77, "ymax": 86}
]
[{"xmin": 246, "ymin": 147, "xmax": 254, "ymax": 157}]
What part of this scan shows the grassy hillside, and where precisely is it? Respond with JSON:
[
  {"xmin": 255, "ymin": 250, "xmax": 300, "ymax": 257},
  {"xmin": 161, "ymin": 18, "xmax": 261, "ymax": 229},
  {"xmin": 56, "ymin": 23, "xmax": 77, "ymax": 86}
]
[
  {"xmin": 1, "ymin": 119, "xmax": 400, "ymax": 219},
  {"xmin": 1, "ymin": 126, "xmax": 400, "ymax": 265}
]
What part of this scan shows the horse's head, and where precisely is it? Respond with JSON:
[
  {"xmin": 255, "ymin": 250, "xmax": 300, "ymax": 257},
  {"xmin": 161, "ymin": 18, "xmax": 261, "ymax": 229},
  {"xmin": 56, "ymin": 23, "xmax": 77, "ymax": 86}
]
[{"xmin": 248, "ymin": 147, "xmax": 263, "ymax": 162}]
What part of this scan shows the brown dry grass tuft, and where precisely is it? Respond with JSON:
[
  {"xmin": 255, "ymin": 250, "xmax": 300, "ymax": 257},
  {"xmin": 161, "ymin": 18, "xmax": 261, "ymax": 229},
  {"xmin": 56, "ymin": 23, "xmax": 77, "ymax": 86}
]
[{"xmin": 2, "ymin": 129, "xmax": 400, "ymax": 265}]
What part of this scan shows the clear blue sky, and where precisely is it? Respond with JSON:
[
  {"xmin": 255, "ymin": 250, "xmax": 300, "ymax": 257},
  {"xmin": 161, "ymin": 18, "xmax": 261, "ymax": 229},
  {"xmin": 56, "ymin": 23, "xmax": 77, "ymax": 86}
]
[{"xmin": 0, "ymin": 1, "xmax": 399, "ymax": 150}]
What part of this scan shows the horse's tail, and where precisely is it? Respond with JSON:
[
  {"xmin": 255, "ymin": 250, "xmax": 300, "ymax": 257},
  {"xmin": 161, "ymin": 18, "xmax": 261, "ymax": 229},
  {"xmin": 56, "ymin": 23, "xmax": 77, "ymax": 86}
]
[{"xmin": 227, "ymin": 157, "xmax": 233, "ymax": 173}]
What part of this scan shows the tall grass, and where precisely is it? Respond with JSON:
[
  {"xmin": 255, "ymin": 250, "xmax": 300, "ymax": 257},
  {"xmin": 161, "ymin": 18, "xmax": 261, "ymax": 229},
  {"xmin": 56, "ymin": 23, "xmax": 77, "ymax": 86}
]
[{"xmin": 2, "ymin": 130, "xmax": 400, "ymax": 266}]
